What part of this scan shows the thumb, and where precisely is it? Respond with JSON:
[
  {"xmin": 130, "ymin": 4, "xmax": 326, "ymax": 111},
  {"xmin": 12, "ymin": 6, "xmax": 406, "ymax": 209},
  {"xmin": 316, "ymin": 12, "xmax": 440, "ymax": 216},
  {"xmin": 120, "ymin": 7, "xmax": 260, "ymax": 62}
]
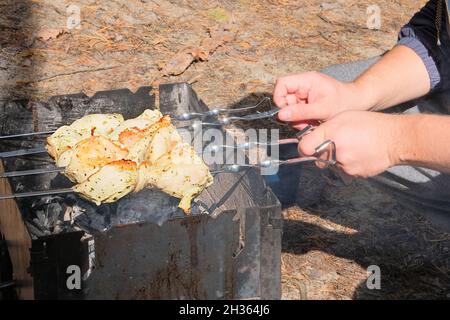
[
  {"xmin": 298, "ymin": 125, "xmax": 327, "ymax": 156},
  {"xmin": 278, "ymin": 102, "xmax": 330, "ymax": 122}
]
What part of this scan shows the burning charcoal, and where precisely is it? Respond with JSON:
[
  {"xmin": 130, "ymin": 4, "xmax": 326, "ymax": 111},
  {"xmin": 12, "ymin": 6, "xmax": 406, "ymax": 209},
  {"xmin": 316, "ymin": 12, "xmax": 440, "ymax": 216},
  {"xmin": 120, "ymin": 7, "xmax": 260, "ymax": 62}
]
[
  {"xmin": 50, "ymin": 174, "xmax": 74, "ymax": 189},
  {"xmin": 25, "ymin": 221, "xmax": 50, "ymax": 239},
  {"xmin": 114, "ymin": 189, "xmax": 185, "ymax": 226},
  {"xmin": 53, "ymin": 220, "xmax": 74, "ymax": 234},
  {"xmin": 64, "ymin": 194, "xmax": 78, "ymax": 207},
  {"xmin": 47, "ymin": 206, "xmax": 75, "ymax": 234},
  {"xmin": 48, "ymin": 202, "xmax": 63, "ymax": 226},
  {"xmin": 73, "ymin": 199, "xmax": 114, "ymax": 232},
  {"xmin": 29, "ymin": 196, "xmax": 65, "ymax": 234},
  {"xmin": 33, "ymin": 195, "xmax": 63, "ymax": 210},
  {"xmin": 63, "ymin": 207, "xmax": 72, "ymax": 223}
]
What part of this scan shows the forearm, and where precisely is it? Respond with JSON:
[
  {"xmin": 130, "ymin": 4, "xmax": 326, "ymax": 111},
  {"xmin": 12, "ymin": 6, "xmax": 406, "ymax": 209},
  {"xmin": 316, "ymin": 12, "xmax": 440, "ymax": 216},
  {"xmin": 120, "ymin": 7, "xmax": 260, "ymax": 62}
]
[
  {"xmin": 393, "ymin": 114, "xmax": 450, "ymax": 173},
  {"xmin": 349, "ymin": 45, "xmax": 431, "ymax": 112}
]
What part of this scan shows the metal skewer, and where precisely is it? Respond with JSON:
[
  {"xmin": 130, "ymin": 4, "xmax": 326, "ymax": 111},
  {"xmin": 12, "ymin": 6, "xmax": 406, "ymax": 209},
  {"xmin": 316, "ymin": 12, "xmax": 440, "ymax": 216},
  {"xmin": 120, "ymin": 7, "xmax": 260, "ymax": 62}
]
[
  {"xmin": 0, "ymin": 167, "xmax": 64, "ymax": 178},
  {"xmin": 0, "ymin": 140, "xmax": 336, "ymax": 199},
  {"xmin": 0, "ymin": 146, "xmax": 47, "ymax": 158},
  {"xmin": 204, "ymin": 124, "xmax": 314, "ymax": 152},
  {"xmin": 0, "ymin": 101, "xmax": 336, "ymax": 200},
  {"xmin": 0, "ymin": 98, "xmax": 273, "ymax": 140},
  {"xmin": 0, "ymin": 139, "xmax": 295, "ymax": 178},
  {"xmin": 0, "ymin": 130, "xmax": 56, "ymax": 140},
  {"xmin": 0, "ymin": 152, "xmax": 335, "ymax": 200},
  {"xmin": 211, "ymin": 140, "xmax": 337, "ymax": 174},
  {"xmin": 198, "ymin": 107, "xmax": 280, "ymax": 126},
  {"xmin": 205, "ymin": 138, "xmax": 299, "ymax": 152},
  {"xmin": 0, "ymin": 187, "xmax": 73, "ymax": 200},
  {"xmin": 0, "ymin": 125, "xmax": 319, "ymax": 178},
  {"xmin": 211, "ymin": 157, "xmax": 334, "ymax": 175},
  {"xmin": 0, "ymin": 98, "xmax": 276, "ymax": 158},
  {"xmin": 172, "ymin": 97, "xmax": 272, "ymax": 121},
  {"xmin": 0, "ymin": 136, "xmax": 303, "ymax": 178}
]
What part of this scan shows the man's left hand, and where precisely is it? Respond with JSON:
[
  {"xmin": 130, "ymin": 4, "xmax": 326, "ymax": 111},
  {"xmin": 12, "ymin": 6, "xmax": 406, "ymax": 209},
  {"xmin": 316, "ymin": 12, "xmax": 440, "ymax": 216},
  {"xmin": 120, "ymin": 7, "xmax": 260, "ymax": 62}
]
[{"xmin": 298, "ymin": 111, "xmax": 404, "ymax": 178}]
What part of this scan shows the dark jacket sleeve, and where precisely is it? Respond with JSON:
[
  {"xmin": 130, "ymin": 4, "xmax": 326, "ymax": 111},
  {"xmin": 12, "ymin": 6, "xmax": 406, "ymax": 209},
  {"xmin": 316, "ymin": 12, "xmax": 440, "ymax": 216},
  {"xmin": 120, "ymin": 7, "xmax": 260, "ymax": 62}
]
[{"xmin": 397, "ymin": 0, "xmax": 446, "ymax": 90}]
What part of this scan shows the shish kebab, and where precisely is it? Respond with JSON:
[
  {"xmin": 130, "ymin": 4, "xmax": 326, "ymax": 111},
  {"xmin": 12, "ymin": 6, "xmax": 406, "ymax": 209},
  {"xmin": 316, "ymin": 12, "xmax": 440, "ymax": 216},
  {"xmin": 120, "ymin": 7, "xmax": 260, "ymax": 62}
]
[
  {"xmin": 1, "ymin": 106, "xmax": 272, "ymax": 213},
  {"xmin": 0, "ymin": 97, "xmax": 273, "ymax": 157},
  {"xmin": 43, "ymin": 109, "xmax": 214, "ymax": 213},
  {"xmin": 0, "ymin": 101, "xmax": 336, "ymax": 212}
]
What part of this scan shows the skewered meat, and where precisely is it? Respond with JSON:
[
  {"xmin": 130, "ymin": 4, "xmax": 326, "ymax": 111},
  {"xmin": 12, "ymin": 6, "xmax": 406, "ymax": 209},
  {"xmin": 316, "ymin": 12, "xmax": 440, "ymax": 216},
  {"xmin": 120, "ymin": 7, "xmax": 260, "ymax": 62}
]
[
  {"xmin": 64, "ymin": 136, "xmax": 128, "ymax": 183},
  {"xmin": 74, "ymin": 160, "xmax": 138, "ymax": 205},
  {"xmin": 54, "ymin": 110, "xmax": 164, "ymax": 168},
  {"xmin": 142, "ymin": 122, "xmax": 181, "ymax": 163},
  {"xmin": 47, "ymin": 113, "xmax": 124, "ymax": 164},
  {"xmin": 116, "ymin": 115, "xmax": 177, "ymax": 163},
  {"xmin": 69, "ymin": 113, "xmax": 124, "ymax": 136},
  {"xmin": 109, "ymin": 109, "xmax": 163, "ymax": 141},
  {"xmin": 46, "ymin": 109, "xmax": 213, "ymax": 213},
  {"xmin": 137, "ymin": 142, "xmax": 213, "ymax": 213}
]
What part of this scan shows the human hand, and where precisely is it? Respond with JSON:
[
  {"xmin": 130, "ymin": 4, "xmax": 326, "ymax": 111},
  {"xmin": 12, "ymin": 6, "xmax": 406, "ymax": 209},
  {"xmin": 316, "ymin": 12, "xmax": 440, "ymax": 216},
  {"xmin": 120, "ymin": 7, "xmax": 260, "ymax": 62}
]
[
  {"xmin": 273, "ymin": 72, "xmax": 365, "ymax": 128},
  {"xmin": 298, "ymin": 111, "xmax": 403, "ymax": 178}
]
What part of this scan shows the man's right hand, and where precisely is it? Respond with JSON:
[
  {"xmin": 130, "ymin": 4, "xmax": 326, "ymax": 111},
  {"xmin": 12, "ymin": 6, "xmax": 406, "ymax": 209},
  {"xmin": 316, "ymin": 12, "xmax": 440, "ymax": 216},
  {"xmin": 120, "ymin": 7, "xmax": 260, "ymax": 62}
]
[
  {"xmin": 273, "ymin": 72, "xmax": 364, "ymax": 128},
  {"xmin": 273, "ymin": 45, "xmax": 431, "ymax": 129}
]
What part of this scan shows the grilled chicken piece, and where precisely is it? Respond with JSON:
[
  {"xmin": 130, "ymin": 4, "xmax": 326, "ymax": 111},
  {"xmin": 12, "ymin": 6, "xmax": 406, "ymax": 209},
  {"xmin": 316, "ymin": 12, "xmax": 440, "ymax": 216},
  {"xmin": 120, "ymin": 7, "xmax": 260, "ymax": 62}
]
[
  {"xmin": 117, "ymin": 115, "xmax": 180, "ymax": 164},
  {"xmin": 74, "ymin": 160, "xmax": 138, "ymax": 205},
  {"xmin": 143, "ymin": 122, "xmax": 181, "ymax": 163},
  {"xmin": 107, "ymin": 110, "xmax": 170, "ymax": 163},
  {"xmin": 137, "ymin": 142, "xmax": 213, "ymax": 213},
  {"xmin": 70, "ymin": 113, "xmax": 124, "ymax": 136},
  {"xmin": 51, "ymin": 110, "xmax": 159, "ymax": 167},
  {"xmin": 47, "ymin": 113, "xmax": 124, "ymax": 163},
  {"xmin": 47, "ymin": 127, "xmax": 82, "ymax": 166},
  {"xmin": 47, "ymin": 109, "xmax": 212, "ymax": 212},
  {"xmin": 65, "ymin": 136, "xmax": 128, "ymax": 183},
  {"xmin": 56, "ymin": 148, "xmax": 74, "ymax": 168},
  {"xmin": 109, "ymin": 109, "xmax": 163, "ymax": 142}
]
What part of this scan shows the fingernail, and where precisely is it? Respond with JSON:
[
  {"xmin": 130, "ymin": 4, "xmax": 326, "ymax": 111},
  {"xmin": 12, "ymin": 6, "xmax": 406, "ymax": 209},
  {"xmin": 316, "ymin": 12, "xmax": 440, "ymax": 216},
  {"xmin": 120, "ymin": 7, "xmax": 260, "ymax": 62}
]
[{"xmin": 278, "ymin": 108, "xmax": 292, "ymax": 121}]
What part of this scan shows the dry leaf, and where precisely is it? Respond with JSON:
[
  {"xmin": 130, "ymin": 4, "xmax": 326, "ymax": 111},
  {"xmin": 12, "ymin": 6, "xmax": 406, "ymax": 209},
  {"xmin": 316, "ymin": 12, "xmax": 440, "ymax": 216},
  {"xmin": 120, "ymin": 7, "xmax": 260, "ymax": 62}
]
[
  {"xmin": 161, "ymin": 48, "xmax": 196, "ymax": 76},
  {"xmin": 236, "ymin": 40, "xmax": 252, "ymax": 49},
  {"xmin": 161, "ymin": 46, "xmax": 210, "ymax": 76},
  {"xmin": 19, "ymin": 49, "xmax": 34, "ymax": 58},
  {"xmin": 188, "ymin": 47, "xmax": 209, "ymax": 61},
  {"xmin": 37, "ymin": 28, "xmax": 66, "ymax": 41},
  {"xmin": 162, "ymin": 24, "xmax": 237, "ymax": 76}
]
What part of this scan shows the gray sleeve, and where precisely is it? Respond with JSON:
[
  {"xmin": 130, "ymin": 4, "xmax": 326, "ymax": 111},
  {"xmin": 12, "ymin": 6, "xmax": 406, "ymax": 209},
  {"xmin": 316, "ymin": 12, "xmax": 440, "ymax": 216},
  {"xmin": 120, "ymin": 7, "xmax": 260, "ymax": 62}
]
[
  {"xmin": 397, "ymin": 27, "xmax": 441, "ymax": 89},
  {"xmin": 397, "ymin": 0, "xmax": 443, "ymax": 90}
]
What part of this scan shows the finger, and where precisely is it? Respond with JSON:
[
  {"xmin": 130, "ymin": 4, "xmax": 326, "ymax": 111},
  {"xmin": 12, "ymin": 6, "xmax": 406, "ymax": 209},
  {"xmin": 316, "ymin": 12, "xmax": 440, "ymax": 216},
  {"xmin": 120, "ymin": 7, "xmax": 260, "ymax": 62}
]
[
  {"xmin": 296, "ymin": 87, "xmax": 309, "ymax": 101},
  {"xmin": 285, "ymin": 94, "xmax": 297, "ymax": 106},
  {"xmin": 273, "ymin": 79, "xmax": 289, "ymax": 107},
  {"xmin": 298, "ymin": 124, "xmax": 327, "ymax": 156},
  {"xmin": 273, "ymin": 75, "xmax": 312, "ymax": 107},
  {"xmin": 278, "ymin": 102, "xmax": 330, "ymax": 122},
  {"xmin": 273, "ymin": 94, "xmax": 287, "ymax": 108}
]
